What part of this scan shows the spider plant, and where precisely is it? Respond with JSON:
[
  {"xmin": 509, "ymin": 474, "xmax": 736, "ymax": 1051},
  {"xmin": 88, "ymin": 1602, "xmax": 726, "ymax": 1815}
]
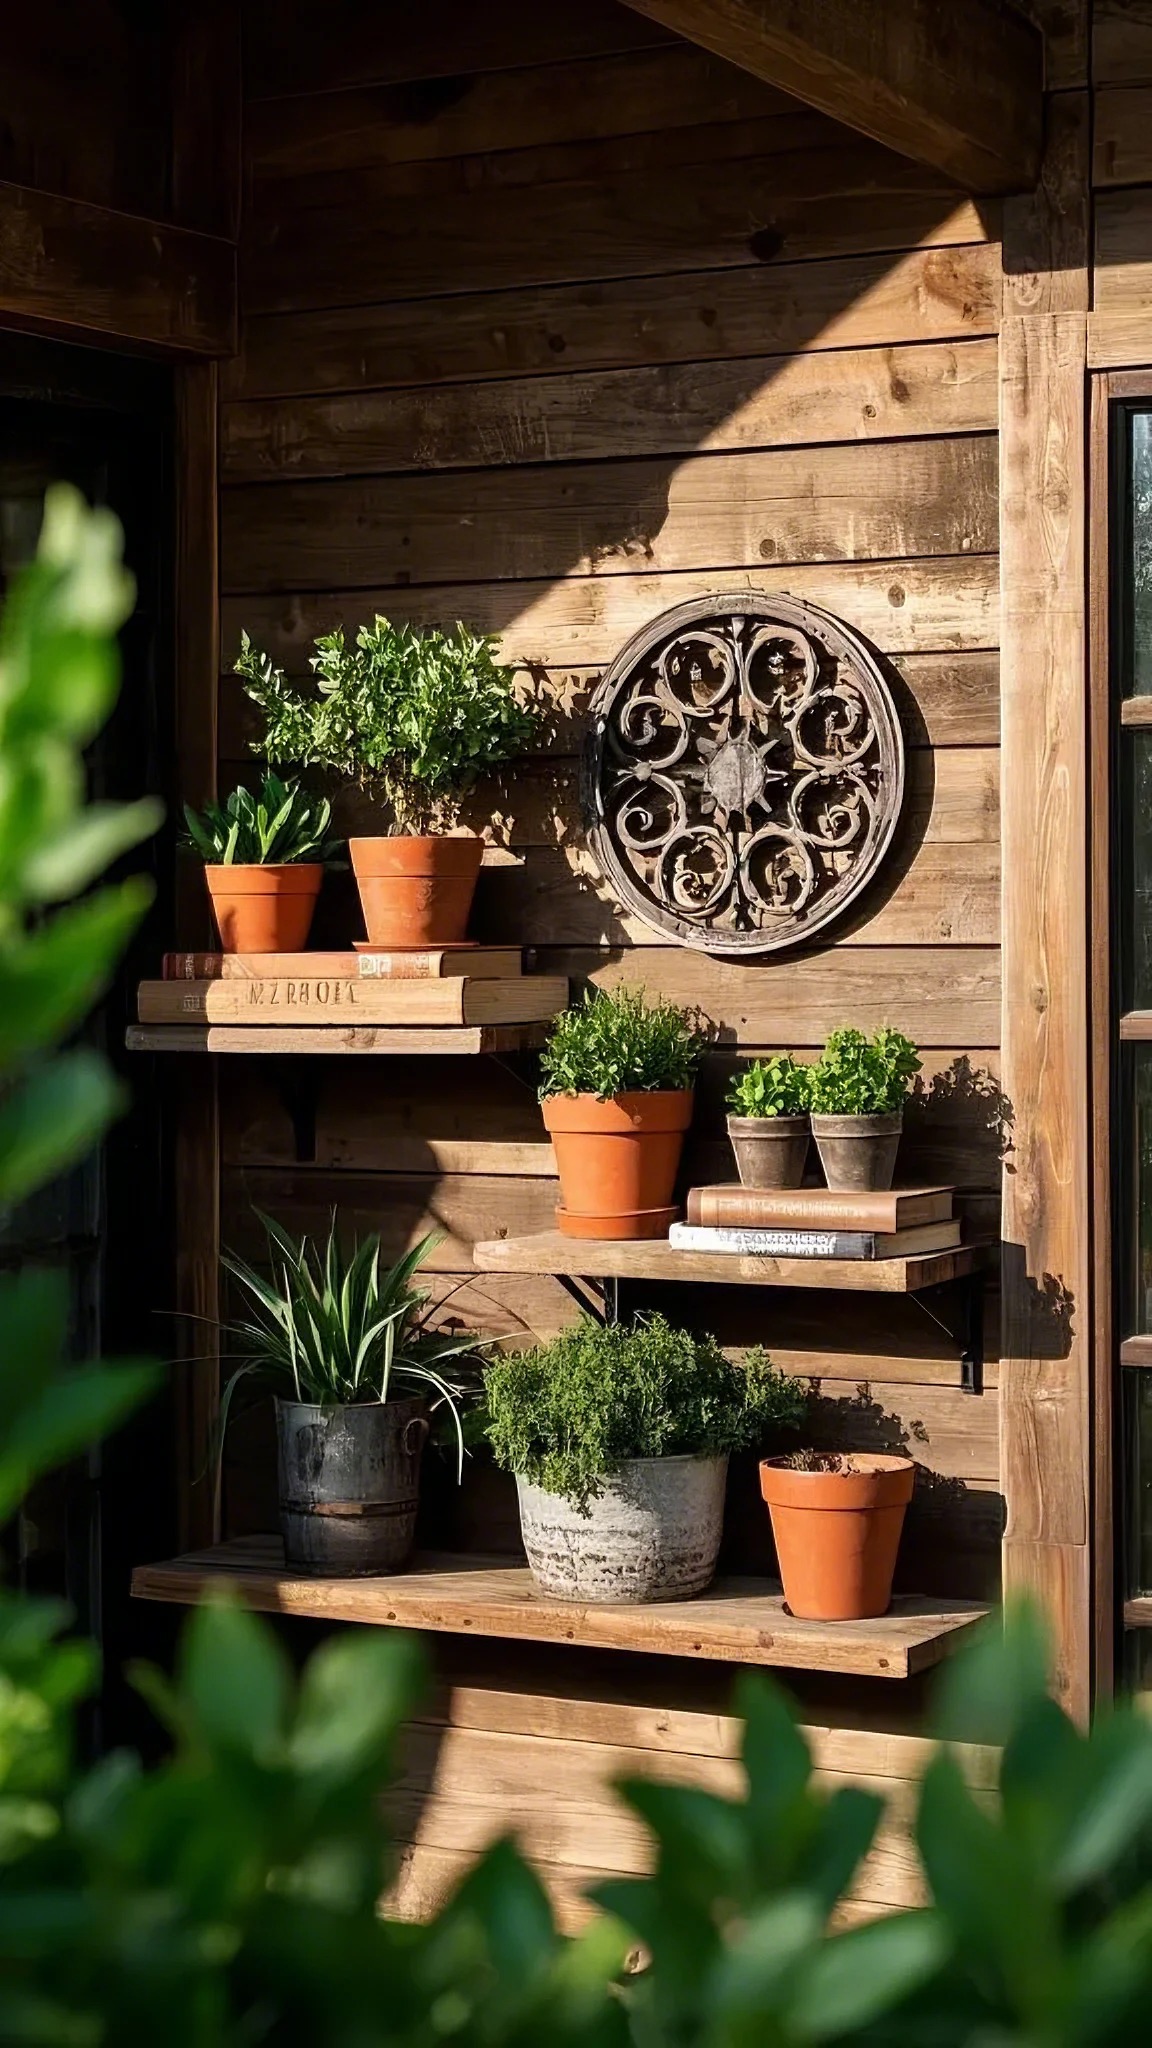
[{"xmin": 220, "ymin": 1212, "xmax": 483, "ymax": 1477}]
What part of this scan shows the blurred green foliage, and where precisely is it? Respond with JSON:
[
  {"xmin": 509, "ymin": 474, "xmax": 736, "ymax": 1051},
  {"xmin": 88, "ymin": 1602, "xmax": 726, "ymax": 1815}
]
[{"xmin": 0, "ymin": 492, "xmax": 1150, "ymax": 2045}]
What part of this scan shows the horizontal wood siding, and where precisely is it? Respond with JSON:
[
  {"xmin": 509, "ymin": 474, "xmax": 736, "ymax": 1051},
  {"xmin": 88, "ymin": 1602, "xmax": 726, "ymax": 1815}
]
[{"xmin": 221, "ymin": 0, "xmax": 1004, "ymax": 1784}]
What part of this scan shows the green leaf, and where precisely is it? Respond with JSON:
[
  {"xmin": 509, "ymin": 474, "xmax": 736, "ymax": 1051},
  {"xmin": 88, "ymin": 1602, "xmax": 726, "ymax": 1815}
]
[
  {"xmin": 290, "ymin": 1632, "xmax": 424, "ymax": 1779},
  {"xmin": 0, "ymin": 1363, "xmax": 158, "ymax": 1524},
  {"xmin": 0, "ymin": 878, "xmax": 153, "ymax": 1066},
  {"xmin": 179, "ymin": 1596, "xmax": 291, "ymax": 1761},
  {"xmin": 0, "ymin": 1052, "xmax": 123, "ymax": 1208},
  {"xmin": 787, "ymin": 1908, "xmax": 949, "ymax": 2038},
  {"xmin": 932, "ymin": 1598, "xmax": 1051, "ymax": 1746},
  {"xmin": 22, "ymin": 798, "xmax": 163, "ymax": 903}
]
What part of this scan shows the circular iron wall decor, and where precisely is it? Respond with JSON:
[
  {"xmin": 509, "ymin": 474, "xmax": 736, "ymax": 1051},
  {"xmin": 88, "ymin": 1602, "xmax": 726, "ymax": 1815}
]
[{"xmin": 582, "ymin": 593, "xmax": 905, "ymax": 956}]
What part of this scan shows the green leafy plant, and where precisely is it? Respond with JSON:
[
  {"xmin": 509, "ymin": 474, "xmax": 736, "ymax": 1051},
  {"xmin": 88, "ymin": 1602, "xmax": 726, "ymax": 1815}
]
[
  {"xmin": 807, "ymin": 1026, "xmax": 922, "ymax": 1115},
  {"xmin": 235, "ymin": 618, "xmax": 539, "ymax": 836},
  {"xmin": 727, "ymin": 1054, "xmax": 811, "ymax": 1118},
  {"xmin": 182, "ymin": 770, "xmax": 341, "ymax": 866},
  {"xmin": 222, "ymin": 1212, "xmax": 485, "ymax": 1472},
  {"xmin": 485, "ymin": 1313, "xmax": 805, "ymax": 1511},
  {"xmin": 539, "ymin": 986, "xmax": 704, "ymax": 1101}
]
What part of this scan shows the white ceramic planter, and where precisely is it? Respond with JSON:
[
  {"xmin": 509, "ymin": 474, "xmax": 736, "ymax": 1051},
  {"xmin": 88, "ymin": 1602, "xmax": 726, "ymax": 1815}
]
[{"xmin": 516, "ymin": 1453, "xmax": 728, "ymax": 1603}]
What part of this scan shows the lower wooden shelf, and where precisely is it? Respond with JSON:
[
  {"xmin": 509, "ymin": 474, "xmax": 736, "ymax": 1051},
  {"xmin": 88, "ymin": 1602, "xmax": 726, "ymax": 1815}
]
[
  {"xmin": 131, "ymin": 1536, "xmax": 989, "ymax": 1680},
  {"xmin": 126, "ymin": 1023, "xmax": 549, "ymax": 1056},
  {"xmin": 1124, "ymin": 1598, "xmax": 1152, "ymax": 1628},
  {"xmin": 473, "ymin": 1229, "xmax": 988, "ymax": 1294}
]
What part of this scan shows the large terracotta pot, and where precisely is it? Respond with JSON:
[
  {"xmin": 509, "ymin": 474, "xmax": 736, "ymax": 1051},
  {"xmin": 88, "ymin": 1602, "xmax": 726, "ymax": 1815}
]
[
  {"xmin": 349, "ymin": 835, "xmax": 483, "ymax": 948},
  {"xmin": 542, "ymin": 1089, "xmax": 694, "ymax": 1239},
  {"xmin": 810, "ymin": 1111, "xmax": 903, "ymax": 1192},
  {"xmin": 759, "ymin": 1453, "xmax": 915, "ymax": 1621},
  {"xmin": 204, "ymin": 863, "xmax": 323, "ymax": 954}
]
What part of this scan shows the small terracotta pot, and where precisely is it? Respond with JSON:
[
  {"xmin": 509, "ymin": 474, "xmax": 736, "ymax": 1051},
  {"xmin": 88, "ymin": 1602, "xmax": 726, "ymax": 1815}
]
[
  {"xmin": 542, "ymin": 1090, "xmax": 693, "ymax": 1240},
  {"xmin": 811, "ymin": 1111, "xmax": 903, "ymax": 1192},
  {"xmin": 759, "ymin": 1453, "xmax": 915, "ymax": 1621},
  {"xmin": 349, "ymin": 835, "xmax": 483, "ymax": 948},
  {"xmin": 204, "ymin": 863, "xmax": 323, "ymax": 954},
  {"xmin": 727, "ymin": 1114, "xmax": 810, "ymax": 1189}
]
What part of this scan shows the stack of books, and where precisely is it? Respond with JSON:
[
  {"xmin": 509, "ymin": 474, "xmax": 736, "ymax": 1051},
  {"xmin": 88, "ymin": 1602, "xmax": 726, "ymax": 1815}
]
[
  {"xmin": 138, "ymin": 945, "xmax": 568, "ymax": 1028},
  {"xmin": 668, "ymin": 1184, "xmax": 960, "ymax": 1261}
]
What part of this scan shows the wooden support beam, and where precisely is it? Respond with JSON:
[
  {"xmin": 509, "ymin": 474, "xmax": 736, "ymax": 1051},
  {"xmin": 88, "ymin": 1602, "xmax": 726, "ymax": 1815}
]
[
  {"xmin": 0, "ymin": 180, "xmax": 235, "ymax": 356},
  {"xmin": 617, "ymin": 0, "xmax": 1042, "ymax": 194},
  {"xmin": 999, "ymin": 313, "xmax": 1091, "ymax": 1722}
]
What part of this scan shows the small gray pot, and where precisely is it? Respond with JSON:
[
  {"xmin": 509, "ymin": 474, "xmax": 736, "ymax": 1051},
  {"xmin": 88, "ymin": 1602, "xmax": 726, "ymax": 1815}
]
[
  {"xmin": 811, "ymin": 1111, "xmax": 903, "ymax": 1192},
  {"xmin": 276, "ymin": 1394, "xmax": 430, "ymax": 1577},
  {"xmin": 727, "ymin": 1113, "xmax": 810, "ymax": 1189},
  {"xmin": 516, "ymin": 1453, "xmax": 728, "ymax": 1604}
]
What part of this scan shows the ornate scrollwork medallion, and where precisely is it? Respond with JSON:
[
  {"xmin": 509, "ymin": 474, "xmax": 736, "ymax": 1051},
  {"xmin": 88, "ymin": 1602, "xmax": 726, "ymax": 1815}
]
[{"xmin": 582, "ymin": 594, "xmax": 904, "ymax": 955}]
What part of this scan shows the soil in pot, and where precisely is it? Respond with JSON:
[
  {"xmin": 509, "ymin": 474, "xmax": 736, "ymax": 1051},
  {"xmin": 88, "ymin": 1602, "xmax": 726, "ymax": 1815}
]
[
  {"xmin": 276, "ymin": 1393, "xmax": 430, "ymax": 1576},
  {"xmin": 349, "ymin": 835, "xmax": 483, "ymax": 948},
  {"xmin": 728, "ymin": 1114, "xmax": 810, "ymax": 1189},
  {"xmin": 811, "ymin": 1112, "xmax": 903, "ymax": 1193},
  {"xmin": 204, "ymin": 863, "xmax": 323, "ymax": 954},
  {"xmin": 542, "ymin": 1090, "xmax": 694, "ymax": 1240},
  {"xmin": 759, "ymin": 1452, "xmax": 915, "ymax": 1621},
  {"xmin": 516, "ymin": 1453, "xmax": 727, "ymax": 1602}
]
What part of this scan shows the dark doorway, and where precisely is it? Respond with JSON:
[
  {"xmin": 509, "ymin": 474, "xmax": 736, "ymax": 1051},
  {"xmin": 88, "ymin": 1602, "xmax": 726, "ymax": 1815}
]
[{"xmin": 0, "ymin": 331, "xmax": 176, "ymax": 1749}]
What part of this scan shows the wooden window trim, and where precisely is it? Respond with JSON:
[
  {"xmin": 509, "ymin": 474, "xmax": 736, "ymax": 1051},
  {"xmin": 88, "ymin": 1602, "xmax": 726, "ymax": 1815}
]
[{"xmin": 1089, "ymin": 368, "xmax": 1152, "ymax": 1698}]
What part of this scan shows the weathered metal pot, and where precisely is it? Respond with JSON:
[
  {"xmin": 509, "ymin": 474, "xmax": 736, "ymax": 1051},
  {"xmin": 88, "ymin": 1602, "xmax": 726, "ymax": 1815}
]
[
  {"xmin": 276, "ymin": 1394, "xmax": 429, "ymax": 1576},
  {"xmin": 810, "ymin": 1111, "xmax": 903, "ymax": 1192},
  {"xmin": 516, "ymin": 1453, "xmax": 728, "ymax": 1603},
  {"xmin": 727, "ymin": 1113, "xmax": 810, "ymax": 1189}
]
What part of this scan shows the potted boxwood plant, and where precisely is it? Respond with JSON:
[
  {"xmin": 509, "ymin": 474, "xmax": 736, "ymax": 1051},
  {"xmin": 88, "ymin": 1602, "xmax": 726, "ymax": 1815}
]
[
  {"xmin": 807, "ymin": 1027, "xmax": 921, "ymax": 1192},
  {"xmin": 538, "ymin": 986, "xmax": 704, "ymax": 1239},
  {"xmin": 235, "ymin": 620, "xmax": 539, "ymax": 949},
  {"xmin": 726, "ymin": 1055, "xmax": 811, "ymax": 1188},
  {"xmin": 221, "ymin": 1213, "xmax": 482, "ymax": 1576},
  {"xmin": 486, "ymin": 1313, "xmax": 804, "ymax": 1603},
  {"xmin": 759, "ymin": 1450, "xmax": 916, "ymax": 1621},
  {"xmin": 182, "ymin": 772, "xmax": 341, "ymax": 953}
]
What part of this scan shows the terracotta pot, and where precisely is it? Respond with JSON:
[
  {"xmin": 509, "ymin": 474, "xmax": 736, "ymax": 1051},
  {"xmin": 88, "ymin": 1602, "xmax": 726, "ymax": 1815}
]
[
  {"xmin": 204, "ymin": 863, "xmax": 323, "ymax": 954},
  {"xmin": 810, "ymin": 1111, "xmax": 903, "ymax": 1192},
  {"xmin": 349, "ymin": 835, "xmax": 483, "ymax": 948},
  {"xmin": 541, "ymin": 1090, "xmax": 693, "ymax": 1240},
  {"xmin": 759, "ymin": 1453, "xmax": 915, "ymax": 1621},
  {"xmin": 727, "ymin": 1113, "xmax": 810, "ymax": 1189}
]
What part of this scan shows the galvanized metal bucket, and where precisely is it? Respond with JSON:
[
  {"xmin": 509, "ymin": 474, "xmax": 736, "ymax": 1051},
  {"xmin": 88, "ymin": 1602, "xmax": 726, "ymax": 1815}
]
[
  {"xmin": 276, "ymin": 1395, "xmax": 429, "ymax": 1576},
  {"xmin": 516, "ymin": 1453, "xmax": 728, "ymax": 1604}
]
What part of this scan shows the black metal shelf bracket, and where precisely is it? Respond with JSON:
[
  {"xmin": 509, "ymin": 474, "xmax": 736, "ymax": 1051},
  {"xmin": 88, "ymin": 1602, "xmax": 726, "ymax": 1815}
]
[{"xmin": 913, "ymin": 1269, "xmax": 986, "ymax": 1396}]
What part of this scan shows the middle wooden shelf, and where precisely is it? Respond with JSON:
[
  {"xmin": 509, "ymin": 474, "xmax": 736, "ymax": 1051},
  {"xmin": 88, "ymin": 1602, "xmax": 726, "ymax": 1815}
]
[{"xmin": 472, "ymin": 1229, "xmax": 990, "ymax": 1295}]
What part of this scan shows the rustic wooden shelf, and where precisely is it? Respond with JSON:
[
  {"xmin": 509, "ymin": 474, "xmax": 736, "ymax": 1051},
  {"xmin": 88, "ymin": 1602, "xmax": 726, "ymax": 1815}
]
[
  {"xmin": 473, "ymin": 1229, "xmax": 988, "ymax": 1295},
  {"xmin": 126, "ymin": 1023, "xmax": 549, "ymax": 1056},
  {"xmin": 1119, "ymin": 1013, "xmax": 1152, "ymax": 1041},
  {"xmin": 131, "ymin": 1536, "xmax": 989, "ymax": 1679},
  {"xmin": 1124, "ymin": 1599, "xmax": 1152, "ymax": 1628},
  {"xmin": 1119, "ymin": 698, "xmax": 1152, "ymax": 727},
  {"xmin": 1120, "ymin": 1336, "xmax": 1152, "ymax": 1367}
]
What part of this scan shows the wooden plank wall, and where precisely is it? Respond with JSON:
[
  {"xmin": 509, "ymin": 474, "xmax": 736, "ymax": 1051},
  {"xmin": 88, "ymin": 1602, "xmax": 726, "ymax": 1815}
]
[{"xmin": 217, "ymin": 0, "xmax": 1006, "ymax": 1595}]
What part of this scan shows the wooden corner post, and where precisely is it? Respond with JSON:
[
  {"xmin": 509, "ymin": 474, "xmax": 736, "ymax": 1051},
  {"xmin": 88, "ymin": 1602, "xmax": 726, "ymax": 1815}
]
[{"xmin": 999, "ymin": 71, "xmax": 1093, "ymax": 1714}]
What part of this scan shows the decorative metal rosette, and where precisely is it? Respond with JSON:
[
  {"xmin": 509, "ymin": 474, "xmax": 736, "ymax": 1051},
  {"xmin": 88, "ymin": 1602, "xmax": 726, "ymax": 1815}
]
[{"xmin": 582, "ymin": 594, "xmax": 904, "ymax": 955}]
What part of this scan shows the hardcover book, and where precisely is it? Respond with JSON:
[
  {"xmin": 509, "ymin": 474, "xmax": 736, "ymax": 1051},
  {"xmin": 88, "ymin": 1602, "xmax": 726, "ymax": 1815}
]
[
  {"xmin": 161, "ymin": 947, "xmax": 522, "ymax": 981},
  {"xmin": 666, "ymin": 1220, "xmax": 962, "ymax": 1260},
  {"xmin": 684, "ymin": 1185, "xmax": 954, "ymax": 1231},
  {"xmin": 137, "ymin": 976, "xmax": 568, "ymax": 1029}
]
